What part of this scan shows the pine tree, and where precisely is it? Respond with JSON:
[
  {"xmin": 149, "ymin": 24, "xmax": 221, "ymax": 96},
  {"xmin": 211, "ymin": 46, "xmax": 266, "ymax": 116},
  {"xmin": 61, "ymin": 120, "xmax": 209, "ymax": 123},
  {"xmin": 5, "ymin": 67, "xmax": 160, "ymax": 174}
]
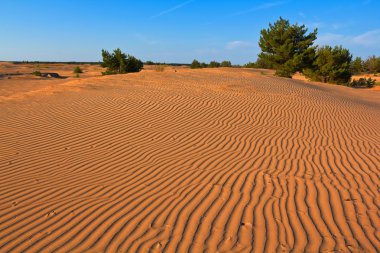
[
  {"xmin": 258, "ymin": 17, "xmax": 317, "ymax": 77},
  {"xmin": 304, "ymin": 45, "xmax": 352, "ymax": 84},
  {"xmin": 191, "ymin": 59, "xmax": 202, "ymax": 69},
  {"xmin": 101, "ymin": 48, "xmax": 143, "ymax": 75}
]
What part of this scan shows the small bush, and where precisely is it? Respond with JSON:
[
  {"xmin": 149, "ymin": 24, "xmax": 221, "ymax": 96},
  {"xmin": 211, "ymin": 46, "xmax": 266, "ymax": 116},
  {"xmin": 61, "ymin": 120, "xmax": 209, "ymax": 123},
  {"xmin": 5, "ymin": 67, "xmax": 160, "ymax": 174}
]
[
  {"xmin": 32, "ymin": 71, "xmax": 41, "ymax": 76},
  {"xmin": 75, "ymin": 73, "xmax": 80, "ymax": 78},
  {"xmin": 191, "ymin": 59, "xmax": 202, "ymax": 69},
  {"xmin": 208, "ymin": 61, "xmax": 221, "ymax": 68},
  {"xmin": 73, "ymin": 66, "xmax": 83, "ymax": 74},
  {"xmin": 221, "ymin": 61, "xmax": 232, "ymax": 67},
  {"xmin": 350, "ymin": 78, "xmax": 375, "ymax": 88},
  {"xmin": 201, "ymin": 62, "xmax": 208, "ymax": 68}
]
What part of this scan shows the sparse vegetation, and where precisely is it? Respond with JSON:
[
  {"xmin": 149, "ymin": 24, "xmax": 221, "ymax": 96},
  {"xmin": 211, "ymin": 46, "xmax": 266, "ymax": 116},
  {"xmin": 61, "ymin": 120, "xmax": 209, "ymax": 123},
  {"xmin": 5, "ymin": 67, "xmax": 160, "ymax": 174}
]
[
  {"xmin": 101, "ymin": 48, "xmax": 143, "ymax": 75},
  {"xmin": 73, "ymin": 66, "xmax": 83, "ymax": 74},
  {"xmin": 75, "ymin": 73, "xmax": 80, "ymax": 78},
  {"xmin": 350, "ymin": 78, "xmax": 376, "ymax": 88},
  {"xmin": 32, "ymin": 71, "xmax": 41, "ymax": 76}
]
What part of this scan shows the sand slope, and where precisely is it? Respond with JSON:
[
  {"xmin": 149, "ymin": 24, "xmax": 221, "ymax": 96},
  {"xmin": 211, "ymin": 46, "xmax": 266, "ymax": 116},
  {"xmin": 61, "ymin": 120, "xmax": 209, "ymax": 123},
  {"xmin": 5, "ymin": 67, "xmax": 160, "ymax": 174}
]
[{"xmin": 0, "ymin": 67, "xmax": 379, "ymax": 252}]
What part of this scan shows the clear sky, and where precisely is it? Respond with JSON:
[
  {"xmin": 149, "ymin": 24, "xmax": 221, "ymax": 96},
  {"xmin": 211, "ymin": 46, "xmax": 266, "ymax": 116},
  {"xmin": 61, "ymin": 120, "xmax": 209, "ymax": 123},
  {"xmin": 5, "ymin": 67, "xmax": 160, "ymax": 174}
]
[{"xmin": 1, "ymin": 0, "xmax": 379, "ymax": 64}]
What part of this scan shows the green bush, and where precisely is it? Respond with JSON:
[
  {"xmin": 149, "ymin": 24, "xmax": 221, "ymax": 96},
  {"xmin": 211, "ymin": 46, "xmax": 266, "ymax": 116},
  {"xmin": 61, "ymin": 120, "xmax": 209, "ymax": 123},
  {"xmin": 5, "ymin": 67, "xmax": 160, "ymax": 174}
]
[
  {"xmin": 244, "ymin": 62, "xmax": 256, "ymax": 68},
  {"xmin": 304, "ymin": 45, "xmax": 352, "ymax": 84},
  {"xmin": 101, "ymin": 48, "xmax": 143, "ymax": 74},
  {"xmin": 208, "ymin": 61, "xmax": 221, "ymax": 68},
  {"xmin": 350, "ymin": 78, "xmax": 376, "ymax": 88},
  {"xmin": 201, "ymin": 62, "xmax": 208, "ymax": 68},
  {"xmin": 220, "ymin": 61, "xmax": 232, "ymax": 67},
  {"xmin": 32, "ymin": 71, "xmax": 41, "ymax": 76},
  {"xmin": 73, "ymin": 66, "xmax": 83, "ymax": 74},
  {"xmin": 191, "ymin": 59, "xmax": 202, "ymax": 69}
]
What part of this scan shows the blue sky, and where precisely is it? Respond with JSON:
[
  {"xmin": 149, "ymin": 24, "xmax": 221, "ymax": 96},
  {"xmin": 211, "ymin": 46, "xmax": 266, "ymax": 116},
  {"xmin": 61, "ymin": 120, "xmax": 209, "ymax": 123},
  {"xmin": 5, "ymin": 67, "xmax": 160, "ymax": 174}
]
[{"xmin": 1, "ymin": 0, "xmax": 379, "ymax": 64}]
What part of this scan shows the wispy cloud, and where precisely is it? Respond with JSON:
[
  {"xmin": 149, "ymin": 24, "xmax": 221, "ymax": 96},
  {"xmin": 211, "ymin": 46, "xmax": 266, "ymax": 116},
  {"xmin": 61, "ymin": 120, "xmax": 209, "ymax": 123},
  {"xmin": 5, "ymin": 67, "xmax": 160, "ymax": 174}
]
[
  {"xmin": 225, "ymin": 41, "xmax": 256, "ymax": 50},
  {"xmin": 150, "ymin": 0, "xmax": 195, "ymax": 19},
  {"xmin": 231, "ymin": 1, "xmax": 287, "ymax": 16},
  {"xmin": 317, "ymin": 29, "xmax": 380, "ymax": 47}
]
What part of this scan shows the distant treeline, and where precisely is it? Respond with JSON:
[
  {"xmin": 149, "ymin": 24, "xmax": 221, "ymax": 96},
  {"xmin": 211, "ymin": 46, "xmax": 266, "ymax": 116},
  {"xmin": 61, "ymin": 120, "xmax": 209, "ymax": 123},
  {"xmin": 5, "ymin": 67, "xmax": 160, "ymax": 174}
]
[
  {"xmin": 144, "ymin": 61, "xmax": 190, "ymax": 66},
  {"xmin": 10, "ymin": 61, "xmax": 101, "ymax": 65},
  {"xmin": 7, "ymin": 60, "xmax": 191, "ymax": 67}
]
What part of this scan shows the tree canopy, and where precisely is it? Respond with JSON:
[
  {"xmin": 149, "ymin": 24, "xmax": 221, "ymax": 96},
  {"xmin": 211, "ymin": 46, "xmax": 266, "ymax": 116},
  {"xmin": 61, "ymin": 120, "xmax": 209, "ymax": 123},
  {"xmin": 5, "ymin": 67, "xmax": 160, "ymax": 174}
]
[
  {"xmin": 258, "ymin": 17, "xmax": 317, "ymax": 77},
  {"xmin": 101, "ymin": 48, "xmax": 143, "ymax": 74},
  {"xmin": 304, "ymin": 45, "xmax": 352, "ymax": 84}
]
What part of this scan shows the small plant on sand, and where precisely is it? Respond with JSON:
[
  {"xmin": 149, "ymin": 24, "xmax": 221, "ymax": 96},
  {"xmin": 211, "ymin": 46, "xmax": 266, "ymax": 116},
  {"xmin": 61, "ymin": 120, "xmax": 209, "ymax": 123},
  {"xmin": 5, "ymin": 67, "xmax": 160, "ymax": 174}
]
[
  {"xmin": 32, "ymin": 71, "xmax": 41, "ymax": 76},
  {"xmin": 75, "ymin": 73, "xmax": 80, "ymax": 78},
  {"xmin": 101, "ymin": 48, "xmax": 143, "ymax": 75},
  {"xmin": 73, "ymin": 66, "xmax": 83, "ymax": 74}
]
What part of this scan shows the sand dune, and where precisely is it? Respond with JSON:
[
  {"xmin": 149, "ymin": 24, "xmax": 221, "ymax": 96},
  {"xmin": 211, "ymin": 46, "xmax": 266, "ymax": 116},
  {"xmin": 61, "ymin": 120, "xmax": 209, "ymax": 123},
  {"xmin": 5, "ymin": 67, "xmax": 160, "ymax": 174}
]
[{"xmin": 0, "ymin": 66, "xmax": 379, "ymax": 252}]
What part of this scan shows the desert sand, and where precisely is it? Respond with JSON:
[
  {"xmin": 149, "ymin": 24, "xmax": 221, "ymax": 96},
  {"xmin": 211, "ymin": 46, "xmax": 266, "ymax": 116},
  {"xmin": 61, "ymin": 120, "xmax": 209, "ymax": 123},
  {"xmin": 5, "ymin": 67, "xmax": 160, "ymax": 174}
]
[{"xmin": 0, "ymin": 63, "xmax": 379, "ymax": 252}]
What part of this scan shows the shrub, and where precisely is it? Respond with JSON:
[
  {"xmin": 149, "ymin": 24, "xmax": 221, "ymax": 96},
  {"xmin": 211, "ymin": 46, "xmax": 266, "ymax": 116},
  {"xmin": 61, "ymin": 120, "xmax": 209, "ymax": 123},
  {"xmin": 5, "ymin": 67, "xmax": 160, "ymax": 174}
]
[
  {"xmin": 145, "ymin": 61, "xmax": 155, "ymax": 65},
  {"xmin": 201, "ymin": 62, "xmax": 208, "ymax": 68},
  {"xmin": 221, "ymin": 61, "xmax": 232, "ymax": 67},
  {"xmin": 350, "ymin": 78, "xmax": 376, "ymax": 88},
  {"xmin": 244, "ymin": 62, "xmax": 256, "ymax": 68},
  {"xmin": 191, "ymin": 59, "xmax": 202, "ymax": 69},
  {"xmin": 101, "ymin": 48, "xmax": 143, "ymax": 74},
  {"xmin": 73, "ymin": 66, "xmax": 83, "ymax": 74},
  {"xmin": 32, "ymin": 71, "xmax": 41, "ymax": 76},
  {"xmin": 75, "ymin": 73, "xmax": 80, "ymax": 78},
  {"xmin": 208, "ymin": 61, "xmax": 221, "ymax": 68},
  {"xmin": 304, "ymin": 45, "xmax": 352, "ymax": 84}
]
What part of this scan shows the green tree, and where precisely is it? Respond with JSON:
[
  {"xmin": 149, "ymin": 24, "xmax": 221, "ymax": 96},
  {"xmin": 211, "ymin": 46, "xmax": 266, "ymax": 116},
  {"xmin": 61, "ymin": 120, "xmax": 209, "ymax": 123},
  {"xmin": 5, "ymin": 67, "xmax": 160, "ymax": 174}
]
[
  {"xmin": 304, "ymin": 45, "xmax": 352, "ymax": 84},
  {"xmin": 101, "ymin": 48, "xmax": 143, "ymax": 74},
  {"xmin": 350, "ymin": 57, "xmax": 363, "ymax": 75},
  {"xmin": 208, "ymin": 61, "xmax": 221, "ymax": 68},
  {"xmin": 191, "ymin": 59, "xmax": 202, "ymax": 69},
  {"xmin": 220, "ymin": 61, "xmax": 232, "ymax": 67},
  {"xmin": 258, "ymin": 17, "xmax": 317, "ymax": 77},
  {"xmin": 363, "ymin": 55, "xmax": 380, "ymax": 74}
]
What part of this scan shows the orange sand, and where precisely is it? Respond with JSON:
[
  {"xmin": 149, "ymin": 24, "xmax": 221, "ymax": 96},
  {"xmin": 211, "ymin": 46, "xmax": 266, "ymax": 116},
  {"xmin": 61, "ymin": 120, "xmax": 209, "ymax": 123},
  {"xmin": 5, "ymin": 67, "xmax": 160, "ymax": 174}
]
[{"xmin": 0, "ymin": 63, "xmax": 379, "ymax": 252}]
